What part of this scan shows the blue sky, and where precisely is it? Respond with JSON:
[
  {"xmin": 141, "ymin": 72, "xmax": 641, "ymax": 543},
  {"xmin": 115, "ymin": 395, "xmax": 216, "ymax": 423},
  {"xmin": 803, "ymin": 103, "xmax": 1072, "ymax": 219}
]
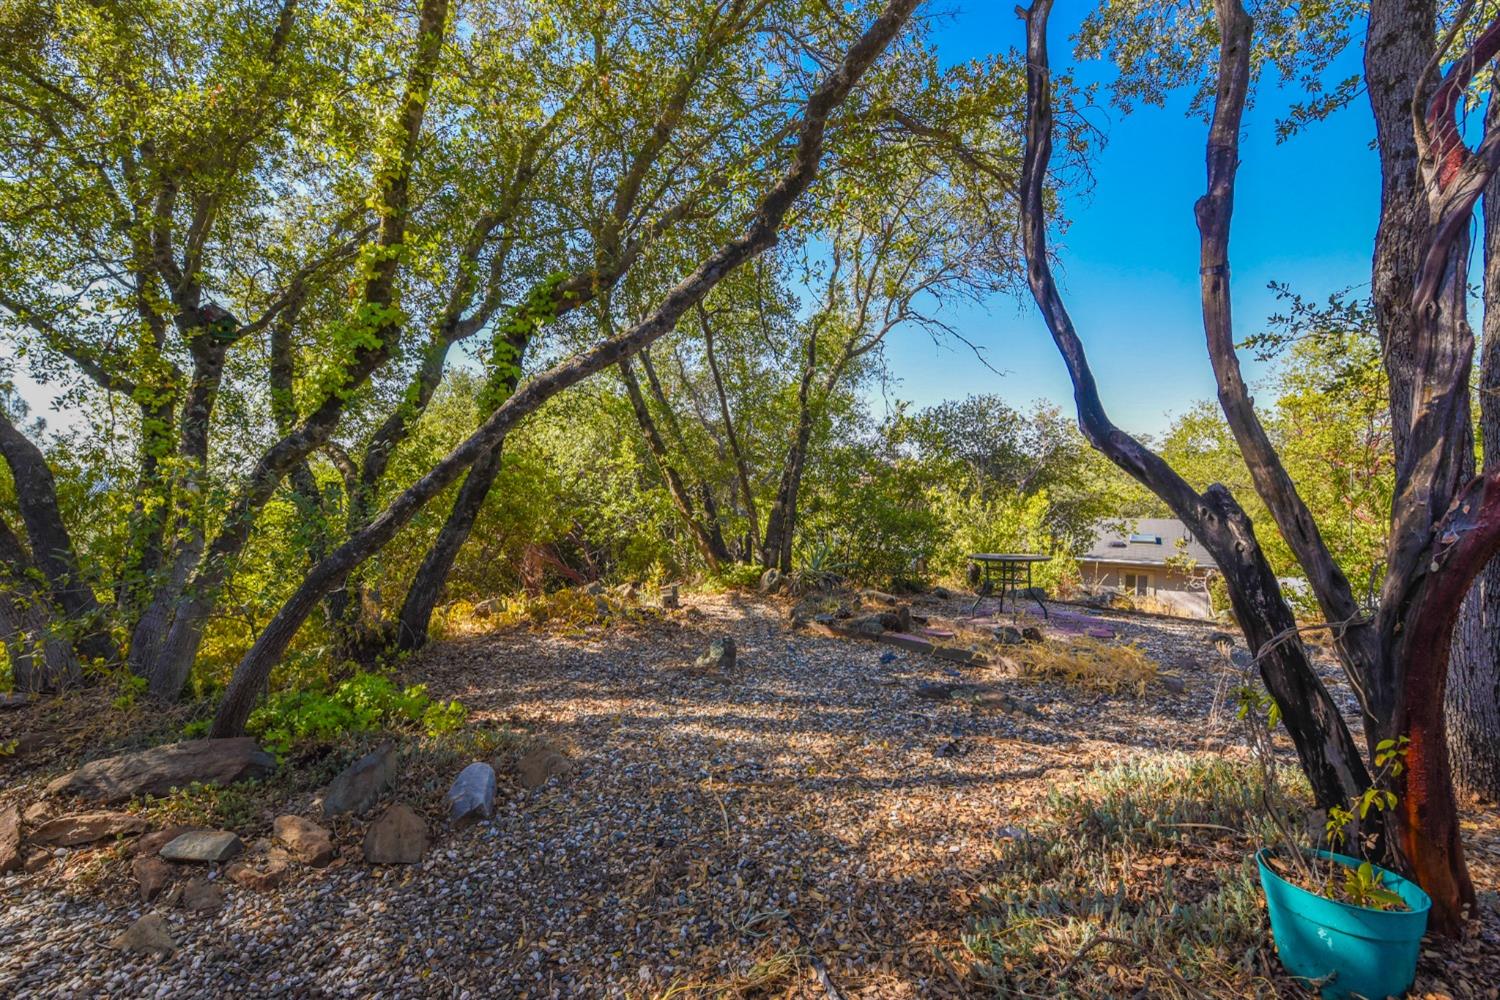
[{"xmin": 880, "ymin": 3, "xmax": 1380, "ymax": 435}]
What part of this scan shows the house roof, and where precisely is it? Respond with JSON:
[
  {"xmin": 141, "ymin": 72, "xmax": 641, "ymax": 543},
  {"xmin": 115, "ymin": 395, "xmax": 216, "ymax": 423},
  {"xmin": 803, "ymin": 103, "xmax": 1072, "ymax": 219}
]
[{"xmin": 1080, "ymin": 517, "xmax": 1216, "ymax": 569}]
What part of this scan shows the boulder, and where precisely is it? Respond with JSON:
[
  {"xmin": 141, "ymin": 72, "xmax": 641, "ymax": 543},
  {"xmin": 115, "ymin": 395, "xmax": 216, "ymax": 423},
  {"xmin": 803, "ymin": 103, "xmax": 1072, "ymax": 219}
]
[
  {"xmin": 272, "ymin": 815, "xmax": 334, "ymax": 866},
  {"xmin": 0, "ymin": 803, "xmax": 21, "ymax": 873},
  {"xmin": 1160, "ymin": 675, "xmax": 1187, "ymax": 695},
  {"xmin": 363, "ymin": 803, "xmax": 428, "ymax": 864},
  {"xmin": 472, "ymin": 597, "xmax": 500, "ymax": 619},
  {"xmin": 758, "ymin": 568, "xmax": 782, "ymax": 594},
  {"xmin": 132, "ymin": 855, "xmax": 173, "ymax": 902},
  {"xmin": 693, "ymin": 637, "xmax": 736, "ymax": 673},
  {"xmin": 160, "ymin": 829, "xmax": 242, "ymax": 863},
  {"xmin": 321, "ymin": 743, "xmax": 397, "ymax": 818},
  {"xmin": 446, "ymin": 762, "xmax": 496, "ymax": 826},
  {"xmin": 29, "ymin": 810, "xmax": 147, "ymax": 847},
  {"xmin": 0, "ymin": 691, "xmax": 35, "ymax": 710},
  {"xmin": 45, "ymin": 738, "xmax": 275, "ymax": 804},
  {"xmin": 1020, "ymin": 626, "xmax": 1044, "ymax": 643},
  {"xmin": 109, "ymin": 914, "xmax": 175, "ymax": 957},
  {"xmin": 21, "ymin": 801, "xmax": 49, "ymax": 825},
  {"xmin": 875, "ymin": 606, "xmax": 913, "ymax": 633},
  {"xmin": 931, "ymin": 585, "xmax": 954, "ymax": 600},
  {"xmin": 181, "ymin": 876, "xmax": 224, "ymax": 914},
  {"xmin": 518, "ymin": 746, "xmax": 573, "ymax": 790}
]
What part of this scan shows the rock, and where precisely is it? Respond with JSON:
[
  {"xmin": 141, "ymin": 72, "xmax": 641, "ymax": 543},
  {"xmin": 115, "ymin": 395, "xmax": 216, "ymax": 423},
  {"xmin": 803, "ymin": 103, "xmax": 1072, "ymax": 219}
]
[
  {"xmin": 1020, "ymin": 626, "xmax": 1044, "ymax": 643},
  {"xmin": 321, "ymin": 743, "xmax": 397, "ymax": 818},
  {"xmin": 0, "ymin": 802, "xmax": 21, "ymax": 873},
  {"xmin": 933, "ymin": 646, "xmax": 987, "ymax": 666},
  {"xmin": 109, "ymin": 914, "xmax": 175, "ymax": 957},
  {"xmin": 44, "ymin": 738, "xmax": 275, "ymax": 804},
  {"xmin": 472, "ymin": 597, "xmax": 500, "ymax": 619},
  {"xmin": 224, "ymin": 849, "xmax": 290, "ymax": 891},
  {"xmin": 993, "ymin": 625, "xmax": 1024, "ymax": 645},
  {"xmin": 21, "ymin": 801, "xmax": 49, "ymax": 825},
  {"xmin": 584, "ymin": 581, "xmax": 604, "ymax": 596},
  {"xmin": 1208, "ymin": 631, "xmax": 1236, "ymax": 651},
  {"xmin": 659, "ymin": 584, "xmax": 679, "ymax": 610},
  {"xmin": 931, "ymin": 585, "xmax": 954, "ymax": 600},
  {"xmin": 860, "ymin": 589, "xmax": 899, "ymax": 606},
  {"xmin": 1086, "ymin": 626, "xmax": 1116, "ymax": 639},
  {"xmin": 21, "ymin": 849, "xmax": 50, "ymax": 873},
  {"xmin": 839, "ymin": 615, "xmax": 886, "ymax": 638},
  {"xmin": 446, "ymin": 762, "xmax": 497, "ymax": 825},
  {"xmin": 181, "ymin": 876, "xmax": 224, "ymax": 914},
  {"xmin": 878, "ymin": 650, "xmax": 897, "ymax": 664},
  {"xmin": 758, "ymin": 568, "xmax": 782, "ymax": 594},
  {"xmin": 0, "ymin": 691, "xmax": 35, "ymax": 710},
  {"xmin": 29, "ymin": 810, "xmax": 147, "ymax": 847},
  {"xmin": 132, "ymin": 855, "xmax": 173, "ymax": 902},
  {"xmin": 914, "ymin": 682, "xmax": 960, "ymax": 700},
  {"xmin": 272, "ymin": 815, "xmax": 334, "ymax": 866},
  {"xmin": 693, "ymin": 637, "xmax": 736, "ymax": 673},
  {"xmin": 876, "ymin": 606, "xmax": 913, "ymax": 632},
  {"xmin": 363, "ymin": 803, "xmax": 428, "ymax": 864},
  {"xmin": 1160, "ymin": 675, "xmax": 1187, "ymax": 695},
  {"xmin": 518, "ymin": 746, "xmax": 573, "ymax": 790},
  {"xmin": 133, "ymin": 826, "xmax": 199, "ymax": 857},
  {"xmin": 160, "ymin": 829, "xmax": 242, "ymax": 863}
]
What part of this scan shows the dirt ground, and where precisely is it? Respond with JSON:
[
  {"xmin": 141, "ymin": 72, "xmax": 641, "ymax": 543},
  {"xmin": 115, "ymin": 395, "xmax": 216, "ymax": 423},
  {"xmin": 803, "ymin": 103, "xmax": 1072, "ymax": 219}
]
[{"xmin": 2, "ymin": 590, "xmax": 1497, "ymax": 998}]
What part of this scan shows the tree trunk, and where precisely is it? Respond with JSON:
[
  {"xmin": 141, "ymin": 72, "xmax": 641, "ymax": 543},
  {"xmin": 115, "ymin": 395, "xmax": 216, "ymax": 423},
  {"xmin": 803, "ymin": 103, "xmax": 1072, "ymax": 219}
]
[
  {"xmin": 0, "ymin": 517, "xmax": 81, "ymax": 692},
  {"xmin": 1445, "ymin": 89, "xmax": 1500, "ymax": 803},
  {"xmin": 0, "ymin": 410, "xmax": 113, "ymax": 666},
  {"xmin": 1365, "ymin": 0, "xmax": 1435, "ymax": 459},
  {"xmin": 760, "ymin": 334, "xmax": 817, "ymax": 571},
  {"xmin": 619, "ymin": 356, "xmax": 728, "ymax": 569},
  {"xmin": 393, "ymin": 439, "xmax": 506, "ymax": 652},
  {"xmin": 701, "ymin": 305, "xmax": 762, "ymax": 557}
]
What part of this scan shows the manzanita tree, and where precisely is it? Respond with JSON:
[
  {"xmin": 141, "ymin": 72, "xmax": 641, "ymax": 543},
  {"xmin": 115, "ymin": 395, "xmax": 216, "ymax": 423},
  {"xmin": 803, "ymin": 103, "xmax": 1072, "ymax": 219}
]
[{"xmin": 1018, "ymin": 0, "xmax": 1500, "ymax": 932}]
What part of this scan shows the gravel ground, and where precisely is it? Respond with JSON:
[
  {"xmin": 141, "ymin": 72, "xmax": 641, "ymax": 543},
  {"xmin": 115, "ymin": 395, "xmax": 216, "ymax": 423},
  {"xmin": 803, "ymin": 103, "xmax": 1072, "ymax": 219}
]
[{"xmin": 2, "ymin": 591, "xmax": 1496, "ymax": 998}]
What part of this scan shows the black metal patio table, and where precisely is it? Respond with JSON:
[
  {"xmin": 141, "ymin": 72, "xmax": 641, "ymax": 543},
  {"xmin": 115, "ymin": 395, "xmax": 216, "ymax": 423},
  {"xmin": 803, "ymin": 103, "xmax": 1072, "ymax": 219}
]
[{"xmin": 968, "ymin": 553, "xmax": 1051, "ymax": 618}]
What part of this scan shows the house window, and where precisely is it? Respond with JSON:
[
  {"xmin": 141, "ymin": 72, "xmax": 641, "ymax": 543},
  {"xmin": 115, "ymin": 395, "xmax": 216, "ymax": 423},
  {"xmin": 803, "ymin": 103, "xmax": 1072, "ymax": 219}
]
[{"xmin": 1123, "ymin": 572, "xmax": 1150, "ymax": 596}]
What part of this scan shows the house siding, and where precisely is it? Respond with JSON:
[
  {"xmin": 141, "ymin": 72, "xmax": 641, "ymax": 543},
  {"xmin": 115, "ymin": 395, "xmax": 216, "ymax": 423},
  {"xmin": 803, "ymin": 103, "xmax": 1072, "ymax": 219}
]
[{"xmin": 1080, "ymin": 560, "xmax": 1213, "ymax": 618}]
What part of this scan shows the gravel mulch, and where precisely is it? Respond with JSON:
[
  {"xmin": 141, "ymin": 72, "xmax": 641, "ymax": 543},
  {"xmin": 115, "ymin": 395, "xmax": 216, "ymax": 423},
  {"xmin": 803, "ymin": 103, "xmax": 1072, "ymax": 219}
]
[{"xmin": 1, "ymin": 591, "xmax": 1496, "ymax": 998}]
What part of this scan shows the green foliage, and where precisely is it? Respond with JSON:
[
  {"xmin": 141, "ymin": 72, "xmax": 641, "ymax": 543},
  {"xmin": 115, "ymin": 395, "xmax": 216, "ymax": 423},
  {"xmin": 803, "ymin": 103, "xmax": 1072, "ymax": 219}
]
[{"xmin": 247, "ymin": 670, "xmax": 466, "ymax": 754}]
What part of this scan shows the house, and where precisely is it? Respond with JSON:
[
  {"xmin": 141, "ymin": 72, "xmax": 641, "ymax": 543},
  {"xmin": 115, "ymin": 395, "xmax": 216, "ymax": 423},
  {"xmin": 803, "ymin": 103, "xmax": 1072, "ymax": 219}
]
[{"xmin": 1078, "ymin": 517, "xmax": 1217, "ymax": 618}]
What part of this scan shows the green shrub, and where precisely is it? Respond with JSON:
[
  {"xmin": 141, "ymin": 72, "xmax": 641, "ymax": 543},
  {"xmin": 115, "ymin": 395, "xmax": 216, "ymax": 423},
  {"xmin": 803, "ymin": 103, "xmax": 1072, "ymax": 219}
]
[{"xmin": 247, "ymin": 671, "xmax": 467, "ymax": 754}]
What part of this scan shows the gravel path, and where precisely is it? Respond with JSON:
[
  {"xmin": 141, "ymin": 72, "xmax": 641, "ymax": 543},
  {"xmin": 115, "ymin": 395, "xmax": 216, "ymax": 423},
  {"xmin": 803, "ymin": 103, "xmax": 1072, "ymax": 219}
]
[{"xmin": 1, "ymin": 592, "xmax": 1491, "ymax": 997}]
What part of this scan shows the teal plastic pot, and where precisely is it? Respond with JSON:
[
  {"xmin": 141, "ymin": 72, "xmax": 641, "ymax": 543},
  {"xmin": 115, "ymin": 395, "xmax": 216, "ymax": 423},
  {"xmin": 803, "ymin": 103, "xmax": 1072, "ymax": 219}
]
[{"xmin": 1256, "ymin": 848, "xmax": 1430, "ymax": 999}]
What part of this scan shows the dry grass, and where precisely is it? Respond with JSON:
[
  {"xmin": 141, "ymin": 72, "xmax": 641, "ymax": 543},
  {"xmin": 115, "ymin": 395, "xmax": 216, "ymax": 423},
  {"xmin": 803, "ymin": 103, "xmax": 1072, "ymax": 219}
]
[
  {"xmin": 963, "ymin": 755, "xmax": 1307, "ymax": 998},
  {"xmin": 1007, "ymin": 636, "xmax": 1160, "ymax": 695}
]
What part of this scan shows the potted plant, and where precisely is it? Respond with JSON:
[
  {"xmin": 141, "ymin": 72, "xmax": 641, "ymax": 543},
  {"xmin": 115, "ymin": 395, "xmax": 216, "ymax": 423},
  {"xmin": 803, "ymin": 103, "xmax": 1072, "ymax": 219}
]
[{"xmin": 1236, "ymin": 688, "xmax": 1431, "ymax": 999}]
